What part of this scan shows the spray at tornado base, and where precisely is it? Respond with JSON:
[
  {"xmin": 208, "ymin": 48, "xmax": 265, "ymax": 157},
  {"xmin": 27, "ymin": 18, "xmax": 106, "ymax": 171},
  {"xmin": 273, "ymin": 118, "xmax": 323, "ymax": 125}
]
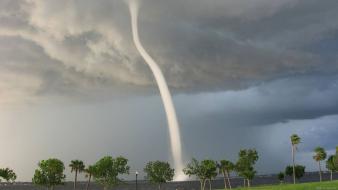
[{"xmin": 128, "ymin": 0, "xmax": 186, "ymax": 181}]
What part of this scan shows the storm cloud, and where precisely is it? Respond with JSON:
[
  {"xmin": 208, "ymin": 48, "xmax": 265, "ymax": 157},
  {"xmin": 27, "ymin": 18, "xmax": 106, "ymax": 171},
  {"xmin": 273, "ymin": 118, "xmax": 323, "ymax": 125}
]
[
  {"xmin": 1, "ymin": 0, "xmax": 338, "ymax": 101},
  {"xmin": 0, "ymin": 0, "xmax": 338, "ymax": 181}
]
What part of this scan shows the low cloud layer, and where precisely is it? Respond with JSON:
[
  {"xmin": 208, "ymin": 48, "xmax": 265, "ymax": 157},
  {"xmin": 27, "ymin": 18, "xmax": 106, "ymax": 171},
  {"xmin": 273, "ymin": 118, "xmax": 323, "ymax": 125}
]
[
  {"xmin": 1, "ymin": 76, "xmax": 337, "ymax": 180},
  {"xmin": 176, "ymin": 75, "xmax": 338, "ymax": 128}
]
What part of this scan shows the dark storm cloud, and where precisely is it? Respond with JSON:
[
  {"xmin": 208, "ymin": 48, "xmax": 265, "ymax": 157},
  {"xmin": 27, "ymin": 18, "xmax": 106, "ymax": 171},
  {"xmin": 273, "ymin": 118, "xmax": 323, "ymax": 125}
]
[
  {"xmin": 138, "ymin": 0, "xmax": 338, "ymax": 89},
  {"xmin": 175, "ymin": 74, "xmax": 338, "ymax": 129},
  {"xmin": 1, "ymin": 0, "xmax": 338, "ymax": 101},
  {"xmin": 171, "ymin": 75, "xmax": 338, "ymax": 173}
]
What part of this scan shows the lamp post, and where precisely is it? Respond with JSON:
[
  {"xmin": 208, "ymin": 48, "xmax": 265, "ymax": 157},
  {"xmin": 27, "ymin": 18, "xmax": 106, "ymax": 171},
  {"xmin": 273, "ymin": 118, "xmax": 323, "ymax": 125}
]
[{"xmin": 135, "ymin": 171, "xmax": 139, "ymax": 190}]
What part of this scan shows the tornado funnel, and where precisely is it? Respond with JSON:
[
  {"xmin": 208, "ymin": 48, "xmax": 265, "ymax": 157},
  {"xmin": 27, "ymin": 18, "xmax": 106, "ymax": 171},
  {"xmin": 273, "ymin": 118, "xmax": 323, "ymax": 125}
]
[{"xmin": 128, "ymin": 1, "xmax": 186, "ymax": 181}]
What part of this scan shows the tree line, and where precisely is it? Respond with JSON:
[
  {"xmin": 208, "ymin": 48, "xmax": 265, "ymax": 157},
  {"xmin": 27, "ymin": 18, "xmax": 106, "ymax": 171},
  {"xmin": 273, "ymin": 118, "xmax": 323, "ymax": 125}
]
[
  {"xmin": 1, "ymin": 134, "xmax": 337, "ymax": 190},
  {"xmin": 286, "ymin": 134, "xmax": 338, "ymax": 184}
]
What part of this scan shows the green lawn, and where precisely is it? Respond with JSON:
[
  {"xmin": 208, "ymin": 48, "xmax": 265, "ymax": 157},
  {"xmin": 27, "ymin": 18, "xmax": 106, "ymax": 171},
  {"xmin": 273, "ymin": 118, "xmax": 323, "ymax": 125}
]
[{"xmin": 218, "ymin": 180, "xmax": 338, "ymax": 190}]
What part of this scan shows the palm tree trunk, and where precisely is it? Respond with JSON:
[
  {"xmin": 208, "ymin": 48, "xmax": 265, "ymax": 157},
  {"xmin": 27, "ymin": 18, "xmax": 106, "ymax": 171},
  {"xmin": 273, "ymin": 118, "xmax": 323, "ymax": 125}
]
[
  {"xmin": 318, "ymin": 161, "xmax": 322, "ymax": 182},
  {"xmin": 292, "ymin": 145, "xmax": 296, "ymax": 184},
  {"xmin": 74, "ymin": 170, "xmax": 78, "ymax": 189},
  {"xmin": 86, "ymin": 174, "xmax": 92, "ymax": 190},
  {"xmin": 226, "ymin": 171, "xmax": 232, "ymax": 189},
  {"xmin": 223, "ymin": 172, "xmax": 227, "ymax": 189}
]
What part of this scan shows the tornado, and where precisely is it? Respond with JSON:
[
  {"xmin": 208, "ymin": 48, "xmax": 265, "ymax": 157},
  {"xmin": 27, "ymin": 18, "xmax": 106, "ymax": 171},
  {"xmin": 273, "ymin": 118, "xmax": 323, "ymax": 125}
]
[{"xmin": 128, "ymin": 1, "xmax": 186, "ymax": 181}]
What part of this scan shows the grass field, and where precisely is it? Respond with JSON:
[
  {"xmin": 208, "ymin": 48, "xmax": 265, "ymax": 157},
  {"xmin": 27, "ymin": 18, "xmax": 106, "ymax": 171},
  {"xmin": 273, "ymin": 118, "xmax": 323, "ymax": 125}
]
[{"xmin": 218, "ymin": 180, "xmax": 338, "ymax": 190}]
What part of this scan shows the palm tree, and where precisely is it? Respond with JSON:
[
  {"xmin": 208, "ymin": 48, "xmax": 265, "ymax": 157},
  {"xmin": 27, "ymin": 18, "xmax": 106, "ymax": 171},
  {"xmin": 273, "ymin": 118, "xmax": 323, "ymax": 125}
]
[
  {"xmin": 290, "ymin": 134, "xmax": 301, "ymax": 184},
  {"xmin": 313, "ymin": 147, "xmax": 327, "ymax": 182},
  {"xmin": 0, "ymin": 168, "xmax": 17, "ymax": 183},
  {"xmin": 217, "ymin": 160, "xmax": 234, "ymax": 189},
  {"xmin": 84, "ymin": 165, "xmax": 96, "ymax": 190},
  {"xmin": 326, "ymin": 155, "xmax": 337, "ymax": 181},
  {"xmin": 69, "ymin": 160, "xmax": 85, "ymax": 189}
]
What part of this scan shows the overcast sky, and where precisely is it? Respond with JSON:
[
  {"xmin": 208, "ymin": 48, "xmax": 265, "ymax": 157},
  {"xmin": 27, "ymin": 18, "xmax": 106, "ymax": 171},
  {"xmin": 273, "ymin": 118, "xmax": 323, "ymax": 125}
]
[{"xmin": 0, "ymin": 0, "xmax": 338, "ymax": 181}]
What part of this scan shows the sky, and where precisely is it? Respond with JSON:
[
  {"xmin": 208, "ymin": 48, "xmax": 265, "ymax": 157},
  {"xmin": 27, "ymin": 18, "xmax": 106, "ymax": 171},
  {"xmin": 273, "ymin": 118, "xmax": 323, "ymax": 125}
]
[{"xmin": 0, "ymin": 0, "xmax": 338, "ymax": 181}]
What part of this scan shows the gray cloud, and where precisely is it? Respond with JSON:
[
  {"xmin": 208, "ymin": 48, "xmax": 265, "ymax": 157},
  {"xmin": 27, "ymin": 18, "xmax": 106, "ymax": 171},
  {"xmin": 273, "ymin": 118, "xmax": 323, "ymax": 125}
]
[
  {"xmin": 175, "ymin": 75, "xmax": 338, "ymax": 174},
  {"xmin": 137, "ymin": 0, "xmax": 338, "ymax": 89},
  {"xmin": 1, "ymin": 0, "xmax": 338, "ymax": 181},
  {"xmin": 176, "ymin": 74, "xmax": 338, "ymax": 129},
  {"xmin": 1, "ymin": 0, "xmax": 338, "ymax": 104}
]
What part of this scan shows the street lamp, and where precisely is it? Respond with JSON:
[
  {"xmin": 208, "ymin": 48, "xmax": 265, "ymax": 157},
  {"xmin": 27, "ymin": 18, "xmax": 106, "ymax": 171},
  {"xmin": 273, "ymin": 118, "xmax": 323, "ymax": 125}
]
[{"xmin": 135, "ymin": 171, "xmax": 139, "ymax": 190}]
